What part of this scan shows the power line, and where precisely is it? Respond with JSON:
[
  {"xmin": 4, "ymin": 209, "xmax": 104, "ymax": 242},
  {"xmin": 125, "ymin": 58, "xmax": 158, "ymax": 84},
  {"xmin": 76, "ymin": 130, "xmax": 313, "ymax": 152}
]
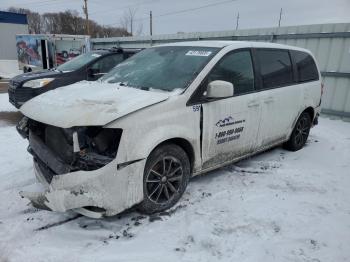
[
  {"xmin": 89, "ymin": 0, "xmax": 158, "ymax": 16},
  {"xmin": 7, "ymin": 0, "xmax": 78, "ymax": 7},
  {"xmin": 10, "ymin": 0, "xmax": 60, "ymax": 6},
  {"xmin": 106, "ymin": 0, "xmax": 237, "ymax": 26}
]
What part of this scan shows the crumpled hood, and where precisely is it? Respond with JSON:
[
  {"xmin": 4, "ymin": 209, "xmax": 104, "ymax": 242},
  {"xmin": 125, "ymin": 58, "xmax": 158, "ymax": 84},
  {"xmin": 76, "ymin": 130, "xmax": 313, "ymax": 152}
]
[{"xmin": 20, "ymin": 81, "xmax": 170, "ymax": 128}]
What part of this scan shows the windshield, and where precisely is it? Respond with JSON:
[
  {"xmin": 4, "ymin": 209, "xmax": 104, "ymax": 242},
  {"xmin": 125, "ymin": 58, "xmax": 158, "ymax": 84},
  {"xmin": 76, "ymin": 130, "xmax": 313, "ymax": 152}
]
[
  {"xmin": 100, "ymin": 46, "xmax": 219, "ymax": 91},
  {"xmin": 57, "ymin": 52, "xmax": 102, "ymax": 72}
]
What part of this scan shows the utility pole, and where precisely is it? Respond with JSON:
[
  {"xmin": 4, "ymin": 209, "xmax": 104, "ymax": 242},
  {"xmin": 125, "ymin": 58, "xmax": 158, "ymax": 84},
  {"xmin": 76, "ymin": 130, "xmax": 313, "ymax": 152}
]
[
  {"xmin": 83, "ymin": 0, "xmax": 90, "ymax": 35},
  {"xmin": 236, "ymin": 12, "xmax": 239, "ymax": 30},
  {"xmin": 150, "ymin": 11, "xmax": 153, "ymax": 36},
  {"xmin": 278, "ymin": 8, "xmax": 282, "ymax": 27}
]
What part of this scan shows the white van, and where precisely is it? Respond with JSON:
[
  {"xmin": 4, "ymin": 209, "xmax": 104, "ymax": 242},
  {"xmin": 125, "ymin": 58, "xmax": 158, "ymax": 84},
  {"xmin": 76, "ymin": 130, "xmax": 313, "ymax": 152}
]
[{"xmin": 18, "ymin": 41, "xmax": 322, "ymax": 218}]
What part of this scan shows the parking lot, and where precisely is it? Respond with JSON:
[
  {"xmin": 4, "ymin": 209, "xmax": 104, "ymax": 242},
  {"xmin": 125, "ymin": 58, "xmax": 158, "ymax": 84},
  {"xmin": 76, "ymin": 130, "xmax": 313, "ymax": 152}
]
[{"xmin": 0, "ymin": 92, "xmax": 349, "ymax": 262}]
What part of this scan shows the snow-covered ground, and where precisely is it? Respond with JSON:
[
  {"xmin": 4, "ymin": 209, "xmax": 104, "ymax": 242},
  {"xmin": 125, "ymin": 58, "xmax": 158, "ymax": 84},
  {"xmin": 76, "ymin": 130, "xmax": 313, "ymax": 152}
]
[
  {"xmin": 0, "ymin": 60, "xmax": 22, "ymax": 79},
  {"xmin": 0, "ymin": 93, "xmax": 16, "ymax": 112},
  {"xmin": 0, "ymin": 93, "xmax": 349, "ymax": 262}
]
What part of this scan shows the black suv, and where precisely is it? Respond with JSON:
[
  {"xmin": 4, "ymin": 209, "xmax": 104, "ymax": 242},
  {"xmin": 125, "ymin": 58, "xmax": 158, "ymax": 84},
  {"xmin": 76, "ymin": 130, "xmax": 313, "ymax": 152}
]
[{"xmin": 8, "ymin": 48, "xmax": 139, "ymax": 108}]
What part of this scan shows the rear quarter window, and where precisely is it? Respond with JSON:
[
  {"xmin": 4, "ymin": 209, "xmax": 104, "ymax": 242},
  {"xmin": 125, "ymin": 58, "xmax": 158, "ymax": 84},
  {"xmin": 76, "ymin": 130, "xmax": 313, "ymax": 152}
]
[
  {"xmin": 257, "ymin": 49, "xmax": 294, "ymax": 89},
  {"xmin": 291, "ymin": 50, "xmax": 319, "ymax": 82}
]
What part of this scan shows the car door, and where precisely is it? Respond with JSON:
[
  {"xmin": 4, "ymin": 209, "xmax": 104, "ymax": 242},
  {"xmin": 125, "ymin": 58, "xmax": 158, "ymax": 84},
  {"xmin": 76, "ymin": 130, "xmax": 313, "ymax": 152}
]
[
  {"xmin": 87, "ymin": 54, "xmax": 124, "ymax": 81},
  {"xmin": 200, "ymin": 49, "xmax": 262, "ymax": 170},
  {"xmin": 254, "ymin": 49, "xmax": 303, "ymax": 149}
]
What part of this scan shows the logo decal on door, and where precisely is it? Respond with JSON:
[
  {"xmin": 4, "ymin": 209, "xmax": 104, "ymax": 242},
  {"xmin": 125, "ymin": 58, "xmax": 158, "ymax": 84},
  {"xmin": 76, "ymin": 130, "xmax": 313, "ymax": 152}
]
[
  {"xmin": 216, "ymin": 116, "xmax": 234, "ymax": 127},
  {"xmin": 216, "ymin": 116, "xmax": 245, "ymax": 127}
]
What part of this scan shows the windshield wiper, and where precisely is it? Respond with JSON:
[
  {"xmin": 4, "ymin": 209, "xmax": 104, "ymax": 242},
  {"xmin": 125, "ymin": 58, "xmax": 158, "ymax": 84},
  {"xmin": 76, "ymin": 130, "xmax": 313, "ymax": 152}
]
[{"xmin": 118, "ymin": 82, "xmax": 150, "ymax": 91}]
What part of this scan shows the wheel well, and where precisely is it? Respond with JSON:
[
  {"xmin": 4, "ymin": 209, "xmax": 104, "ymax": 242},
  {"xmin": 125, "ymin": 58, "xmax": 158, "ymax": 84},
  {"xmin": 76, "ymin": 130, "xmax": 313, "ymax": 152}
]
[
  {"xmin": 156, "ymin": 138, "xmax": 195, "ymax": 173},
  {"xmin": 303, "ymin": 107, "xmax": 315, "ymax": 120}
]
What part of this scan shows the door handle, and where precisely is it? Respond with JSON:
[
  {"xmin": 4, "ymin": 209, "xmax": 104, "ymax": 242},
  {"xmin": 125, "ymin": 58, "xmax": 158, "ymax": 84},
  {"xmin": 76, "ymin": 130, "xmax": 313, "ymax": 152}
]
[
  {"xmin": 247, "ymin": 100, "xmax": 260, "ymax": 108},
  {"xmin": 264, "ymin": 97, "xmax": 274, "ymax": 104}
]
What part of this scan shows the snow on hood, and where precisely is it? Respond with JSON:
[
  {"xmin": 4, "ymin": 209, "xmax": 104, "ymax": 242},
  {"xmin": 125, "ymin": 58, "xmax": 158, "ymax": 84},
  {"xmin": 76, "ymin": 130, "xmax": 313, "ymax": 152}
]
[{"xmin": 20, "ymin": 81, "xmax": 170, "ymax": 128}]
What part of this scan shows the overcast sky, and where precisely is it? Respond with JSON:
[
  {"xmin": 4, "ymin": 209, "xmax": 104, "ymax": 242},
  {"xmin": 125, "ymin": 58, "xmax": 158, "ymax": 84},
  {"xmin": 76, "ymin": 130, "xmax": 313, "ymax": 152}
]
[{"xmin": 1, "ymin": 0, "xmax": 349, "ymax": 35}]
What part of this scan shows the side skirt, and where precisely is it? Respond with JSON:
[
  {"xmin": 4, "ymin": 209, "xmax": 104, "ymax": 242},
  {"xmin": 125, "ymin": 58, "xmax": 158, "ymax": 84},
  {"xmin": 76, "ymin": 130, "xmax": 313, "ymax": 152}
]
[{"xmin": 192, "ymin": 138, "xmax": 288, "ymax": 177}]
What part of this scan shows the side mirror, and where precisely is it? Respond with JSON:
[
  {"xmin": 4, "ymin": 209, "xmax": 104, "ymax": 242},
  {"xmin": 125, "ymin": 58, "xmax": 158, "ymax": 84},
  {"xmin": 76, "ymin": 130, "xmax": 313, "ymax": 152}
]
[{"xmin": 207, "ymin": 80, "xmax": 234, "ymax": 98}]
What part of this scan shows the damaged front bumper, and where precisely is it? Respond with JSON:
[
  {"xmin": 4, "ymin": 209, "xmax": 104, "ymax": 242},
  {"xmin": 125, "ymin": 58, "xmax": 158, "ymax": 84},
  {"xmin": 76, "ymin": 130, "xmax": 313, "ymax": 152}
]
[
  {"xmin": 19, "ymin": 119, "xmax": 146, "ymax": 218},
  {"xmin": 21, "ymin": 154, "xmax": 146, "ymax": 218}
]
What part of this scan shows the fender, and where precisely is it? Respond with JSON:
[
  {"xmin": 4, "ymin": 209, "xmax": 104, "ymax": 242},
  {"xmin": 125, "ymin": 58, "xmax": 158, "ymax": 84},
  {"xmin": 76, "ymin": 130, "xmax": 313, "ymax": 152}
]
[{"xmin": 117, "ymin": 123, "xmax": 201, "ymax": 171}]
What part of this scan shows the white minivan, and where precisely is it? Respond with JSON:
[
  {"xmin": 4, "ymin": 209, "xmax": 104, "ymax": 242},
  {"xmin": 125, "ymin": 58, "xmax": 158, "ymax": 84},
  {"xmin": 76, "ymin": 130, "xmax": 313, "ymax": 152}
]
[{"xmin": 18, "ymin": 41, "xmax": 322, "ymax": 218}]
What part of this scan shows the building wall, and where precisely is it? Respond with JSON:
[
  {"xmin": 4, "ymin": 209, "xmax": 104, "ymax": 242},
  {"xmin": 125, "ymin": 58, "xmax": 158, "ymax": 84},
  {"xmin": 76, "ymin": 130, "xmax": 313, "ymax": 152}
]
[
  {"xmin": 0, "ymin": 11, "xmax": 29, "ymax": 60},
  {"xmin": 91, "ymin": 23, "xmax": 350, "ymax": 117}
]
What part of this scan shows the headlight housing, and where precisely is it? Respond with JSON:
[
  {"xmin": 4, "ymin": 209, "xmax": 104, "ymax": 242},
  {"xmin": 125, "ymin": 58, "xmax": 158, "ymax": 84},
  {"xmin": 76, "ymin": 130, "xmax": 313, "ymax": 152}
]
[{"xmin": 23, "ymin": 78, "xmax": 55, "ymax": 88}]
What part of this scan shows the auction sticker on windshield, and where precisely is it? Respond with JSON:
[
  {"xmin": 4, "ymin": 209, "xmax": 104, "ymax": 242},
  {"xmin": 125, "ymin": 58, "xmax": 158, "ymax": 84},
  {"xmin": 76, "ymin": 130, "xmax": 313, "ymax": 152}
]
[{"xmin": 185, "ymin": 50, "xmax": 212, "ymax": 56}]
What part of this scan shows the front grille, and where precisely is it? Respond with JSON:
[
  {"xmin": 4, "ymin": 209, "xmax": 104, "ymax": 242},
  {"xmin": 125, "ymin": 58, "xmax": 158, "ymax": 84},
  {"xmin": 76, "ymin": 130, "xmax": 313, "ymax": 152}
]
[
  {"xmin": 27, "ymin": 121, "xmax": 122, "ymax": 181},
  {"xmin": 45, "ymin": 126, "xmax": 74, "ymax": 164}
]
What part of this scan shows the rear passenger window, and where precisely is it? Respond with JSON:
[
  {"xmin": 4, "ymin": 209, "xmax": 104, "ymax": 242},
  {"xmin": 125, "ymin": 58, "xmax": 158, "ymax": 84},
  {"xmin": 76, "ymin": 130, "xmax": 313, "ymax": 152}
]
[
  {"xmin": 91, "ymin": 54, "xmax": 124, "ymax": 73},
  {"xmin": 291, "ymin": 51, "xmax": 319, "ymax": 82},
  {"xmin": 257, "ymin": 49, "xmax": 293, "ymax": 89},
  {"xmin": 208, "ymin": 50, "xmax": 255, "ymax": 96}
]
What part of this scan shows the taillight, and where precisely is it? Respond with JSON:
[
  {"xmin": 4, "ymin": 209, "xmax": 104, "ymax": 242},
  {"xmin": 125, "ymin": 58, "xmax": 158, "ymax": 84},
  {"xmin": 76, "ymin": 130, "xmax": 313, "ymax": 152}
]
[{"xmin": 321, "ymin": 83, "xmax": 324, "ymax": 96}]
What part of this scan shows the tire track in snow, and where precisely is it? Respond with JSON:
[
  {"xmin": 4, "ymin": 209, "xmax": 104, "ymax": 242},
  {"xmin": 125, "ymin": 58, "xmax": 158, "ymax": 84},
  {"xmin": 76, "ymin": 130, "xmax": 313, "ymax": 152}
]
[{"xmin": 34, "ymin": 215, "xmax": 82, "ymax": 231}]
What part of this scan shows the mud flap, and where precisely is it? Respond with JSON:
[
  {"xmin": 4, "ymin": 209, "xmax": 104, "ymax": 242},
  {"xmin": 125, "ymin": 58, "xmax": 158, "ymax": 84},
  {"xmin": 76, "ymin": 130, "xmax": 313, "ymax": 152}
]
[
  {"xmin": 73, "ymin": 208, "xmax": 103, "ymax": 219},
  {"xmin": 313, "ymin": 113, "xmax": 319, "ymax": 126}
]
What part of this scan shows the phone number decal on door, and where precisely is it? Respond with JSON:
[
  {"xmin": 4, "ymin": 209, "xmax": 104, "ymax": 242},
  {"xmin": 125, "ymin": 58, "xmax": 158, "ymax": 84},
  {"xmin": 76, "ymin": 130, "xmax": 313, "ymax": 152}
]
[{"xmin": 215, "ymin": 126, "xmax": 244, "ymax": 144}]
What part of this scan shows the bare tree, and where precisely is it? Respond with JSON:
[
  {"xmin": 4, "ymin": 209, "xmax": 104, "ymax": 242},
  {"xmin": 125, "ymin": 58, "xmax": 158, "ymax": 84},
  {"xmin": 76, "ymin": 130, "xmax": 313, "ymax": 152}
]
[
  {"xmin": 7, "ymin": 7, "xmax": 130, "ymax": 38},
  {"xmin": 135, "ymin": 22, "xmax": 143, "ymax": 36},
  {"xmin": 120, "ymin": 7, "xmax": 138, "ymax": 35},
  {"xmin": 7, "ymin": 7, "xmax": 42, "ymax": 34}
]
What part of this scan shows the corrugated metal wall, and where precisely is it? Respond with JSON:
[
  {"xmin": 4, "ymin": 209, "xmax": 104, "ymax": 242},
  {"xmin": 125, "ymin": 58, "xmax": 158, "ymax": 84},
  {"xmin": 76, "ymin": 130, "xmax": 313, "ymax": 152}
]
[
  {"xmin": 91, "ymin": 23, "xmax": 350, "ymax": 117},
  {"xmin": 0, "ymin": 23, "xmax": 29, "ymax": 60}
]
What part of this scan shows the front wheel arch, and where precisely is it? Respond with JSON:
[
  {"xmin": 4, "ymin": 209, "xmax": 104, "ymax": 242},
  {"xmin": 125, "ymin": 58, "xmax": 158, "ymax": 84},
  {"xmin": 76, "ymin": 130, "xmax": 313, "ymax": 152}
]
[
  {"xmin": 138, "ymin": 142, "xmax": 191, "ymax": 214},
  {"xmin": 148, "ymin": 137, "xmax": 195, "ymax": 174}
]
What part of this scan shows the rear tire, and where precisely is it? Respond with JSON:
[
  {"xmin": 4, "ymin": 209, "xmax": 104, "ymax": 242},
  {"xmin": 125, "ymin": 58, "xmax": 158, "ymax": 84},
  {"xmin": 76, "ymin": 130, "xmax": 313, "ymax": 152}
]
[
  {"xmin": 137, "ymin": 144, "xmax": 190, "ymax": 214},
  {"xmin": 284, "ymin": 112, "xmax": 312, "ymax": 151}
]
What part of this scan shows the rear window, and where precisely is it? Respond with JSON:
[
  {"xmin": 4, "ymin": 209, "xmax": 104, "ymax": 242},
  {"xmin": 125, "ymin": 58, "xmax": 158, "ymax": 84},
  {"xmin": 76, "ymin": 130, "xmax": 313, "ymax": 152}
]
[
  {"xmin": 257, "ymin": 49, "xmax": 294, "ymax": 89},
  {"xmin": 57, "ymin": 52, "xmax": 101, "ymax": 72},
  {"xmin": 291, "ymin": 51, "xmax": 319, "ymax": 82}
]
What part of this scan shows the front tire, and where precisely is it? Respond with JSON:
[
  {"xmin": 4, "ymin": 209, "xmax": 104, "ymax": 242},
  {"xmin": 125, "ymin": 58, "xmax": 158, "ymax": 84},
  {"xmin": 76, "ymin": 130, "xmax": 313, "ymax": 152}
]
[
  {"xmin": 138, "ymin": 144, "xmax": 190, "ymax": 214},
  {"xmin": 284, "ymin": 112, "xmax": 312, "ymax": 151}
]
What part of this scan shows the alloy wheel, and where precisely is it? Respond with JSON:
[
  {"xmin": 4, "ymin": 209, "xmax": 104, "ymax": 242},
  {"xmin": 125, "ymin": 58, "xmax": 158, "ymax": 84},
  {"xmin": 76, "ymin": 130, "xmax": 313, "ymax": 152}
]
[
  {"xmin": 145, "ymin": 156, "xmax": 183, "ymax": 204},
  {"xmin": 294, "ymin": 116, "xmax": 310, "ymax": 147}
]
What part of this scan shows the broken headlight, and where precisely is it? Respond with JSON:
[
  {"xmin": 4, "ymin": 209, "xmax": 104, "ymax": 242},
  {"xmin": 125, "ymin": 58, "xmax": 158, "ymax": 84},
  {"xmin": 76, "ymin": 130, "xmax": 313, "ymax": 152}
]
[{"xmin": 73, "ymin": 127, "xmax": 123, "ymax": 171}]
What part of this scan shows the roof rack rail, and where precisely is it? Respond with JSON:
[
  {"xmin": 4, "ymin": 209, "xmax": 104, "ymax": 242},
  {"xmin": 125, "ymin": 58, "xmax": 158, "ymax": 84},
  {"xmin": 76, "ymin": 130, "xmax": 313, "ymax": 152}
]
[{"xmin": 93, "ymin": 47, "xmax": 144, "ymax": 53}]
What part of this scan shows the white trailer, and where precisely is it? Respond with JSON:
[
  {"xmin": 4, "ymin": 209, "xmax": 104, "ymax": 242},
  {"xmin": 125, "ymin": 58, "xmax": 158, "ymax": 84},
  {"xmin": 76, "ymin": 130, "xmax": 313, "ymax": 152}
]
[{"xmin": 16, "ymin": 34, "xmax": 90, "ymax": 72}]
